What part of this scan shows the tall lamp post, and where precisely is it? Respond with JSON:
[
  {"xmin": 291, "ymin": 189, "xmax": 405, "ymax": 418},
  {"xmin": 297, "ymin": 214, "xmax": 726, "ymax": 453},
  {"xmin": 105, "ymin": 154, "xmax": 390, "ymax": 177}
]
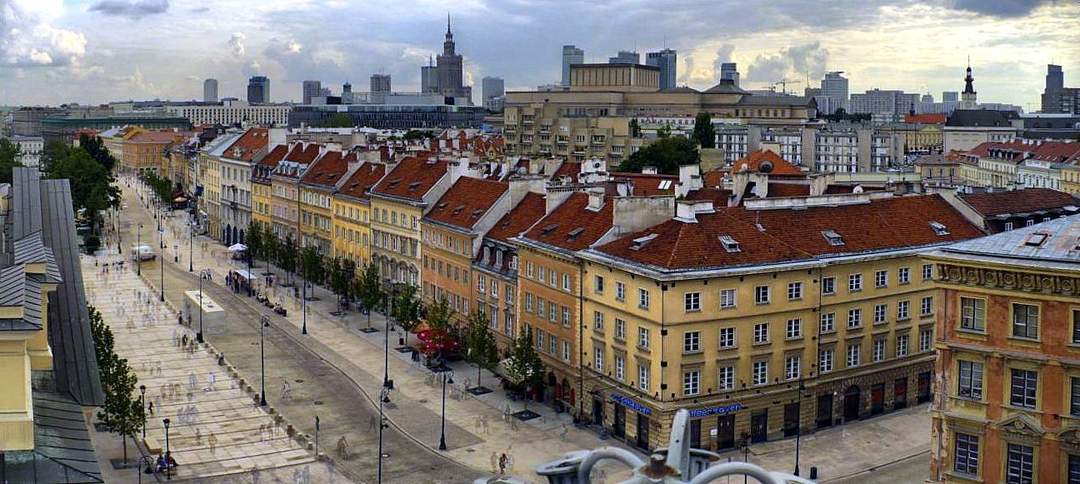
[
  {"xmin": 382, "ymin": 281, "xmax": 395, "ymax": 397},
  {"xmin": 197, "ymin": 269, "xmax": 211, "ymax": 343},
  {"xmin": 377, "ymin": 386, "xmax": 391, "ymax": 484},
  {"xmin": 438, "ymin": 370, "xmax": 455, "ymax": 451},
  {"xmin": 137, "ymin": 224, "xmax": 143, "ymax": 276},
  {"xmin": 162, "ymin": 418, "xmax": 171, "ymax": 481},
  {"xmin": 301, "ymin": 274, "xmax": 308, "ymax": 335},
  {"xmin": 159, "ymin": 227, "xmax": 165, "ymax": 301},
  {"xmin": 794, "ymin": 377, "xmax": 805, "ymax": 476},
  {"xmin": 139, "ymin": 384, "xmax": 147, "ymax": 441},
  {"xmin": 260, "ymin": 315, "xmax": 269, "ymax": 406}
]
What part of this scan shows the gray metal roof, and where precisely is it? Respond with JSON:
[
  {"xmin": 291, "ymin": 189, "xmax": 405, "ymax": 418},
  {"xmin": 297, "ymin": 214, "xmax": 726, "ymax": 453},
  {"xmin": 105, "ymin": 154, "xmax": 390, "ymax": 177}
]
[
  {"xmin": 11, "ymin": 168, "xmax": 43, "ymax": 241},
  {"xmin": 40, "ymin": 178, "xmax": 104, "ymax": 406},
  {"xmin": 14, "ymin": 232, "xmax": 48, "ymax": 264},
  {"xmin": 936, "ymin": 214, "xmax": 1080, "ymax": 268},
  {"xmin": 0, "ymin": 264, "xmax": 26, "ymax": 307}
]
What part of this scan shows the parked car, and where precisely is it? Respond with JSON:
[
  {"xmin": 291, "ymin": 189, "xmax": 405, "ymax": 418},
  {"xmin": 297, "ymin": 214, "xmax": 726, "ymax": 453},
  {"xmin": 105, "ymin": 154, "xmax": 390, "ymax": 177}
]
[{"xmin": 130, "ymin": 245, "xmax": 156, "ymax": 261}]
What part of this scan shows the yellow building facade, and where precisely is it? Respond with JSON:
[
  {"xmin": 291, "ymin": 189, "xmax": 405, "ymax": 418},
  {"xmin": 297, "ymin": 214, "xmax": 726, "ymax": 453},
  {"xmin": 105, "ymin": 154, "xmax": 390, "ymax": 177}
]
[{"xmin": 331, "ymin": 162, "xmax": 385, "ymax": 267}]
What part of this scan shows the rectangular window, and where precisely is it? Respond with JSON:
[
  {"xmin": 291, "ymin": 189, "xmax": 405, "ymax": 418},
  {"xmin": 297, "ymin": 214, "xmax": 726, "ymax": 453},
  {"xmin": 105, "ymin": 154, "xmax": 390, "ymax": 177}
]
[
  {"xmin": 847, "ymin": 343, "xmax": 860, "ymax": 367},
  {"xmin": 548, "ymin": 304, "xmax": 557, "ymax": 323},
  {"xmin": 615, "ymin": 281, "xmax": 625, "ymax": 302},
  {"xmin": 753, "ymin": 323, "xmax": 769, "ymax": 344},
  {"xmin": 752, "ymin": 360, "xmax": 768, "ymax": 386},
  {"xmin": 684, "ymin": 292, "xmax": 701, "ymax": 312},
  {"xmin": 785, "ymin": 355, "xmax": 800, "ymax": 380},
  {"xmin": 638, "ymin": 363, "xmax": 650, "ymax": 391},
  {"xmin": 638, "ymin": 288, "xmax": 650, "ymax": 310},
  {"xmin": 898, "ymin": 267, "xmax": 911, "ymax": 285},
  {"xmin": 683, "ymin": 370, "xmax": 700, "ymax": 396},
  {"xmin": 848, "ymin": 308, "xmax": 862, "ymax": 328},
  {"xmin": 562, "ymin": 306, "xmax": 570, "ymax": 327},
  {"xmin": 593, "ymin": 311, "xmax": 604, "ymax": 331},
  {"xmin": 720, "ymin": 289, "xmax": 736, "ymax": 309},
  {"xmin": 615, "ymin": 355, "xmax": 625, "ymax": 381},
  {"xmin": 719, "ymin": 327, "xmax": 736, "ymax": 348},
  {"xmin": 897, "ymin": 334, "xmax": 910, "ymax": 357},
  {"xmin": 1012, "ymin": 303, "xmax": 1039, "ymax": 339},
  {"xmin": 921, "ymin": 296, "xmax": 934, "ymax": 316},
  {"xmin": 593, "ymin": 275, "xmax": 604, "ymax": 293},
  {"xmin": 638, "ymin": 327, "xmax": 650, "ymax": 349},
  {"xmin": 1072, "ymin": 377, "xmax": 1080, "ymax": 416},
  {"xmin": 594, "ymin": 347, "xmax": 604, "ymax": 371},
  {"xmin": 1010, "ymin": 368, "xmax": 1038, "ymax": 408},
  {"xmin": 548, "ymin": 270, "xmax": 557, "ymax": 287},
  {"xmin": 786, "ymin": 318, "xmax": 802, "ymax": 339},
  {"xmin": 1073, "ymin": 309, "xmax": 1080, "ymax": 344},
  {"xmin": 787, "ymin": 281, "xmax": 803, "ymax": 300},
  {"xmin": 549, "ymin": 335, "xmax": 557, "ymax": 355},
  {"xmin": 957, "ymin": 360, "xmax": 984, "ymax": 400},
  {"xmin": 822, "ymin": 277, "xmax": 836, "ymax": 295},
  {"xmin": 873, "ymin": 339, "xmax": 885, "ymax": 362},
  {"xmin": 820, "ymin": 312, "xmax": 835, "ymax": 333},
  {"xmin": 536, "ymin": 298, "xmax": 545, "ymax": 316},
  {"xmin": 875, "ymin": 270, "xmax": 887, "ymax": 288},
  {"xmin": 562, "ymin": 341, "xmax": 570, "ymax": 362},
  {"xmin": 755, "ymin": 285, "xmax": 770, "ymax": 304},
  {"xmin": 919, "ymin": 329, "xmax": 932, "ymax": 352},
  {"xmin": 819, "ymin": 348, "xmax": 834, "ymax": 373},
  {"xmin": 683, "ymin": 331, "xmax": 700, "ymax": 353},
  {"xmin": 874, "ymin": 304, "xmax": 887, "ymax": 324},
  {"xmin": 960, "ymin": 297, "xmax": 986, "ymax": 331},
  {"xmin": 897, "ymin": 300, "xmax": 910, "ymax": 320},
  {"xmin": 1006, "ymin": 443, "xmax": 1034, "ymax": 484},
  {"xmin": 562, "ymin": 274, "xmax": 570, "ymax": 292},
  {"xmin": 922, "ymin": 264, "xmax": 934, "ymax": 280},
  {"xmin": 614, "ymin": 319, "xmax": 626, "ymax": 340},
  {"xmin": 848, "ymin": 273, "xmax": 863, "ymax": 292},
  {"xmin": 953, "ymin": 433, "xmax": 979, "ymax": 476},
  {"xmin": 718, "ymin": 366, "xmax": 734, "ymax": 391}
]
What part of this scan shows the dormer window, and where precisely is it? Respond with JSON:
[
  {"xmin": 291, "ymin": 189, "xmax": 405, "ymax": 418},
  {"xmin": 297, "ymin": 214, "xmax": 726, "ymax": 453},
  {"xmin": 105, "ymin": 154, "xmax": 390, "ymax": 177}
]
[
  {"xmin": 1024, "ymin": 232, "xmax": 1049, "ymax": 247},
  {"xmin": 408, "ymin": 181, "xmax": 421, "ymax": 190},
  {"xmin": 541, "ymin": 224, "xmax": 559, "ymax": 235},
  {"xmin": 452, "ymin": 204, "xmax": 465, "ymax": 215},
  {"xmin": 566, "ymin": 227, "xmax": 585, "ymax": 240},
  {"xmin": 822, "ymin": 230, "xmax": 844, "ymax": 246},
  {"xmin": 929, "ymin": 221, "xmax": 949, "ymax": 236},
  {"xmin": 718, "ymin": 235, "xmax": 741, "ymax": 253},
  {"xmin": 658, "ymin": 180, "xmax": 673, "ymax": 190},
  {"xmin": 472, "ymin": 209, "xmax": 483, "ymax": 218},
  {"xmin": 630, "ymin": 234, "xmax": 658, "ymax": 251}
]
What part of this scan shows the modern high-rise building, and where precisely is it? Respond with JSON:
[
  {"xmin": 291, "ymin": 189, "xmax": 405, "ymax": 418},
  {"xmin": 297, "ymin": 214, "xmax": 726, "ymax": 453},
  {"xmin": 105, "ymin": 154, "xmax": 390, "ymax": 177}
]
[
  {"xmin": 822, "ymin": 71, "xmax": 849, "ymax": 113},
  {"xmin": 247, "ymin": 76, "xmax": 270, "ymax": 104},
  {"xmin": 302, "ymin": 80, "xmax": 321, "ymax": 105},
  {"xmin": 481, "ymin": 76, "xmax": 504, "ymax": 100},
  {"xmin": 1041, "ymin": 64, "xmax": 1080, "ymax": 114},
  {"xmin": 418, "ymin": 16, "xmax": 471, "ymax": 102},
  {"xmin": 370, "ymin": 74, "xmax": 391, "ymax": 94},
  {"xmin": 421, "ymin": 56, "xmax": 438, "ymax": 94},
  {"xmin": 342, "ymin": 81, "xmax": 353, "ymax": 104},
  {"xmin": 608, "ymin": 50, "xmax": 640, "ymax": 64},
  {"xmin": 203, "ymin": 79, "xmax": 218, "ymax": 103},
  {"xmin": 720, "ymin": 62, "xmax": 739, "ymax": 86},
  {"xmin": 646, "ymin": 49, "xmax": 677, "ymax": 90},
  {"xmin": 942, "ymin": 91, "xmax": 959, "ymax": 102},
  {"xmin": 1046, "ymin": 63, "xmax": 1064, "ymax": 91},
  {"xmin": 562, "ymin": 45, "xmax": 584, "ymax": 87}
]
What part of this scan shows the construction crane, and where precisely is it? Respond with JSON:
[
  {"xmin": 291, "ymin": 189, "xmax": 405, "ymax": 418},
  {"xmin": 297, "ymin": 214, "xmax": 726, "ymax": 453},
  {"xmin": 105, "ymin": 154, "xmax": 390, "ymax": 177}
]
[{"xmin": 773, "ymin": 78, "xmax": 802, "ymax": 95}]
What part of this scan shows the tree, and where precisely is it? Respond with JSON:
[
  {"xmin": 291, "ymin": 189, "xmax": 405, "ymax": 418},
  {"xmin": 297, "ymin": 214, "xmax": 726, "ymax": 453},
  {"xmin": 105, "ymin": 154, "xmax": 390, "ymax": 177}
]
[
  {"xmin": 628, "ymin": 118, "xmax": 641, "ymax": 138},
  {"xmin": 464, "ymin": 310, "xmax": 499, "ymax": 392},
  {"xmin": 504, "ymin": 330, "xmax": 545, "ymax": 410},
  {"xmin": 328, "ymin": 257, "xmax": 351, "ymax": 307},
  {"xmin": 300, "ymin": 245, "xmax": 324, "ymax": 288},
  {"xmin": 403, "ymin": 130, "xmax": 428, "ymax": 141},
  {"xmin": 0, "ymin": 138, "xmax": 22, "ymax": 184},
  {"xmin": 44, "ymin": 147, "xmax": 120, "ymax": 229},
  {"xmin": 355, "ymin": 263, "xmax": 383, "ymax": 330},
  {"xmin": 616, "ymin": 136, "xmax": 700, "ymax": 175},
  {"xmin": 245, "ymin": 222, "xmax": 263, "ymax": 265},
  {"xmin": 657, "ymin": 123, "xmax": 672, "ymax": 139},
  {"xmin": 278, "ymin": 234, "xmax": 297, "ymax": 285},
  {"xmin": 89, "ymin": 305, "xmax": 144, "ymax": 465},
  {"xmin": 692, "ymin": 112, "xmax": 716, "ymax": 148},
  {"xmin": 391, "ymin": 284, "xmax": 422, "ymax": 346},
  {"xmin": 417, "ymin": 297, "xmax": 456, "ymax": 363},
  {"xmin": 262, "ymin": 226, "xmax": 279, "ymax": 273},
  {"xmin": 79, "ymin": 133, "xmax": 118, "ymax": 172},
  {"xmin": 322, "ymin": 113, "xmax": 355, "ymax": 128}
]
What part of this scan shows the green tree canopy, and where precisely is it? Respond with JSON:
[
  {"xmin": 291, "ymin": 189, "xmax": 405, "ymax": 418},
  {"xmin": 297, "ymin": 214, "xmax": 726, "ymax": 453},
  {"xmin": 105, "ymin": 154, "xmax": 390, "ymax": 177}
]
[
  {"xmin": 300, "ymin": 245, "xmax": 324, "ymax": 286},
  {"xmin": 616, "ymin": 136, "xmax": 700, "ymax": 175},
  {"xmin": 90, "ymin": 304, "xmax": 143, "ymax": 464},
  {"xmin": 692, "ymin": 112, "xmax": 716, "ymax": 148},
  {"xmin": 278, "ymin": 234, "xmax": 298, "ymax": 283},
  {"xmin": 0, "ymin": 139, "xmax": 22, "ymax": 184},
  {"xmin": 45, "ymin": 147, "xmax": 120, "ymax": 225},
  {"xmin": 504, "ymin": 330, "xmax": 545, "ymax": 409},
  {"xmin": 245, "ymin": 222, "xmax": 263, "ymax": 263},
  {"xmin": 464, "ymin": 310, "xmax": 499, "ymax": 391},
  {"xmin": 355, "ymin": 263, "xmax": 383, "ymax": 330},
  {"xmin": 392, "ymin": 284, "xmax": 422, "ymax": 345}
]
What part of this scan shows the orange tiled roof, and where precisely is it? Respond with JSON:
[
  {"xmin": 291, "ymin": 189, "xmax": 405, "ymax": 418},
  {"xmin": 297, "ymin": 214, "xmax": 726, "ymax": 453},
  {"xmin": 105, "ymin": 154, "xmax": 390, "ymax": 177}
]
[
  {"xmin": 607, "ymin": 172, "xmax": 678, "ymax": 197},
  {"xmin": 129, "ymin": 130, "xmax": 184, "ymax": 144},
  {"xmin": 596, "ymin": 194, "xmax": 984, "ymax": 270},
  {"xmin": 486, "ymin": 192, "xmax": 547, "ymax": 243},
  {"xmin": 552, "ymin": 161, "xmax": 581, "ymax": 178},
  {"xmin": 702, "ymin": 169, "xmax": 725, "ymax": 188},
  {"xmin": 966, "ymin": 140, "xmax": 1080, "ymax": 164},
  {"xmin": 284, "ymin": 143, "xmax": 322, "ymax": 164},
  {"xmin": 904, "ymin": 113, "xmax": 947, "ymax": 124},
  {"xmin": 684, "ymin": 187, "xmax": 732, "ymax": 205},
  {"xmin": 731, "ymin": 150, "xmax": 804, "ymax": 176},
  {"xmin": 520, "ymin": 192, "xmax": 613, "ymax": 251},
  {"xmin": 337, "ymin": 162, "xmax": 386, "ymax": 201},
  {"xmin": 301, "ymin": 150, "xmax": 353, "ymax": 188},
  {"xmin": 425, "ymin": 177, "xmax": 508, "ymax": 230},
  {"xmin": 959, "ymin": 188, "xmax": 1079, "ymax": 217},
  {"xmin": 223, "ymin": 128, "xmax": 269, "ymax": 162},
  {"xmin": 371, "ymin": 153, "xmax": 447, "ymax": 201},
  {"xmin": 258, "ymin": 145, "xmax": 288, "ymax": 168}
]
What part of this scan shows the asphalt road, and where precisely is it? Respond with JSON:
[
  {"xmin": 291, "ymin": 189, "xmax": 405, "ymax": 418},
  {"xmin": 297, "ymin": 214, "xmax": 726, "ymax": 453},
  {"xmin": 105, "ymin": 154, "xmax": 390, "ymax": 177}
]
[
  {"xmin": 831, "ymin": 450, "xmax": 929, "ymax": 483},
  {"xmin": 116, "ymin": 192, "xmax": 481, "ymax": 483}
]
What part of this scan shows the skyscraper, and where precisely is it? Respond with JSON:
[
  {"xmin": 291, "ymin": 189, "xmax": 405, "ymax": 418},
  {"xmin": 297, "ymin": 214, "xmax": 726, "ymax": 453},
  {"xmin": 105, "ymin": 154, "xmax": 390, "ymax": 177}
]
[
  {"xmin": 482, "ymin": 76, "xmax": 504, "ymax": 111},
  {"xmin": 562, "ymin": 45, "xmax": 584, "ymax": 87},
  {"xmin": 646, "ymin": 49, "xmax": 677, "ymax": 90},
  {"xmin": 822, "ymin": 71, "xmax": 849, "ymax": 113},
  {"xmin": 342, "ymin": 81, "xmax": 353, "ymax": 104},
  {"xmin": 370, "ymin": 74, "xmax": 391, "ymax": 94},
  {"xmin": 421, "ymin": 57, "xmax": 438, "ymax": 94},
  {"xmin": 247, "ymin": 76, "xmax": 269, "ymax": 103},
  {"xmin": 435, "ymin": 15, "xmax": 470, "ymax": 100},
  {"xmin": 203, "ymin": 79, "xmax": 218, "ymax": 103},
  {"xmin": 720, "ymin": 62, "xmax": 739, "ymax": 86},
  {"xmin": 1046, "ymin": 64, "xmax": 1064, "ymax": 92},
  {"xmin": 608, "ymin": 50, "xmax": 640, "ymax": 64},
  {"xmin": 302, "ymin": 80, "xmax": 321, "ymax": 105}
]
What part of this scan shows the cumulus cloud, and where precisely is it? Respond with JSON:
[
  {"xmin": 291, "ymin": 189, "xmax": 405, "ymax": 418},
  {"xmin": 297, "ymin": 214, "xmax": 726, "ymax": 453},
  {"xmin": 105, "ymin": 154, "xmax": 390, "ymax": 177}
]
[
  {"xmin": 228, "ymin": 32, "xmax": 246, "ymax": 57},
  {"xmin": 89, "ymin": 0, "xmax": 169, "ymax": 19},
  {"xmin": 711, "ymin": 44, "xmax": 736, "ymax": 75},
  {"xmin": 944, "ymin": 0, "xmax": 1055, "ymax": 17},
  {"xmin": 0, "ymin": 0, "xmax": 87, "ymax": 66},
  {"xmin": 746, "ymin": 42, "xmax": 828, "ymax": 85}
]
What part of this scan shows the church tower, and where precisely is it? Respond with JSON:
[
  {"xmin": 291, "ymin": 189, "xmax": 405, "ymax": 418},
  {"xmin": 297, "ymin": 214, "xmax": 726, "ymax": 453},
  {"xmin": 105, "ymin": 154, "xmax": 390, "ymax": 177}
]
[{"xmin": 960, "ymin": 61, "xmax": 977, "ymax": 109}]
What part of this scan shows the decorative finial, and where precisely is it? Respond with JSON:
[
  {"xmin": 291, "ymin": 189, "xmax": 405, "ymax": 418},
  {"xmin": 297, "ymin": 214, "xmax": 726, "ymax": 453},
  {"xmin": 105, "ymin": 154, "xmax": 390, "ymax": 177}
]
[{"xmin": 447, "ymin": 12, "xmax": 451, "ymax": 35}]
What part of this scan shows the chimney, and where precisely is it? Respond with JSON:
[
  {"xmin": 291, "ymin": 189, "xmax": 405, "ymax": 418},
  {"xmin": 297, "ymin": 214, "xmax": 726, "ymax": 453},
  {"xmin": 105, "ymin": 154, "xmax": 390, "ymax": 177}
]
[
  {"xmin": 545, "ymin": 187, "xmax": 575, "ymax": 215},
  {"xmin": 508, "ymin": 175, "xmax": 546, "ymax": 207},
  {"xmin": 642, "ymin": 166, "xmax": 658, "ymax": 175},
  {"xmin": 609, "ymin": 195, "xmax": 677, "ymax": 239},
  {"xmin": 674, "ymin": 200, "xmax": 714, "ymax": 223},
  {"xmin": 586, "ymin": 187, "xmax": 605, "ymax": 211},
  {"xmin": 677, "ymin": 163, "xmax": 702, "ymax": 197}
]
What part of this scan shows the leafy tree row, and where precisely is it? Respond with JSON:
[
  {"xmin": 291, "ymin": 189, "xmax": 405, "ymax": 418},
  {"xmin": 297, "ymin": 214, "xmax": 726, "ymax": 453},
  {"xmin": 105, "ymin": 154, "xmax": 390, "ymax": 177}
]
[
  {"xmin": 41, "ymin": 134, "xmax": 121, "ymax": 231},
  {"xmin": 90, "ymin": 305, "xmax": 144, "ymax": 465}
]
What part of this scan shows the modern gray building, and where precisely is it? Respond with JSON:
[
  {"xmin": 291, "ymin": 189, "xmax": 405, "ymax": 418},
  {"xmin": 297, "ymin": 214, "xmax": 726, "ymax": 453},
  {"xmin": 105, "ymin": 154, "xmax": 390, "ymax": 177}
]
[
  {"xmin": 942, "ymin": 91, "xmax": 959, "ymax": 102},
  {"xmin": 342, "ymin": 81, "xmax": 354, "ymax": 104},
  {"xmin": 247, "ymin": 76, "xmax": 270, "ymax": 103},
  {"xmin": 481, "ymin": 76, "xmax": 504, "ymax": 111},
  {"xmin": 203, "ymin": 78, "xmax": 218, "ymax": 103},
  {"xmin": 646, "ymin": 49, "xmax": 678, "ymax": 90},
  {"xmin": 302, "ymin": 80, "xmax": 321, "ymax": 105},
  {"xmin": 1041, "ymin": 64, "xmax": 1080, "ymax": 114},
  {"xmin": 719, "ymin": 62, "xmax": 739, "ymax": 86},
  {"xmin": 421, "ymin": 56, "xmax": 438, "ymax": 94},
  {"xmin": 849, "ymin": 88, "xmax": 919, "ymax": 122},
  {"xmin": 561, "ymin": 45, "xmax": 584, "ymax": 87},
  {"xmin": 371, "ymin": 74, "xmax": 391, "ymax": 94},
  {"xmin": 608, "ymin": 50, "xmax": 640, "ymax": 64},
  {"xmin": 821, "ymin": 71, "xmax": 849, "ymax": 113}
]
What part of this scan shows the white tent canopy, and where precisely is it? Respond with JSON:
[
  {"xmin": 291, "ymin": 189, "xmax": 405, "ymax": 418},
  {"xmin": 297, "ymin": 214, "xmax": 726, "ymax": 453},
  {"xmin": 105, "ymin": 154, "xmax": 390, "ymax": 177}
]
[{"xmin": 227, "ymin": 243, "xmax": 247, "ymax": 253}]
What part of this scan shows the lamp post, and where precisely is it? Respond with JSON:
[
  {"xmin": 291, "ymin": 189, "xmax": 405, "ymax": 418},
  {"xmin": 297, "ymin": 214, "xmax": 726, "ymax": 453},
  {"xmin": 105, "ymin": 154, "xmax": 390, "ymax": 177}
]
[
  {"xmin": 188, "ymin": 219, "xmax": 194, "ymax": 272},
  {"xmin": 247, "ymin": 241, "xmax": 254, "ymax": 297},
  {"xmin": 301, "ymin": 275, "xmax": 308, "ymax": 334},
  {"xmin": 794, "ymin": 377, "xmax": 805, "ymax": 476},
  {"xmin": 159, "ymin": 226, "xmax": 165, "ymax": 301},
  {"xmin": 438, "ymin": 370, "xmax": 455, "ymax": 451},
  {"xmin": 139, "ymin": 384, "xmax": 146, "ymax": 441},
  {"xmin": 197, "ymin": 269, "xmax": 210, "ymax": 343},
  {"xmin": 382, "ymin": 281, "xmax": 395, "ymax": 396},
  {"xmin": 137, "ymin": 224, "xmax": 143, "ymax": 276},
  {"xmin": 377, "ymin": 386, "xmax": 390, "ymax": 484},
  {"xmin": 162, "ymin": 418, "xmax": 171, "ymax": 481},
  {"xmin": 260, "ymin": 315, "xmax": 269, "ymax": 406}
]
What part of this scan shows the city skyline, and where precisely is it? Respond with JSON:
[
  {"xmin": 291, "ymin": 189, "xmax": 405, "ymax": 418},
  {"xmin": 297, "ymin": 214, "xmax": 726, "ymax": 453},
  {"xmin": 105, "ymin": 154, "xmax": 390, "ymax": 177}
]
[{"xmin": 0, "ymin": 0, "xmax": 1077, "ymax": 109}]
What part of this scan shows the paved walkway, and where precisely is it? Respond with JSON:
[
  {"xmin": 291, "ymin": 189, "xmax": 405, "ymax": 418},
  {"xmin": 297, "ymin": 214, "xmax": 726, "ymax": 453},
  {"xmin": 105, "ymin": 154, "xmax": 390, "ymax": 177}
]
[{"xmin": 82, "ymin": 255, "xmax": 334, "ymax": 482}]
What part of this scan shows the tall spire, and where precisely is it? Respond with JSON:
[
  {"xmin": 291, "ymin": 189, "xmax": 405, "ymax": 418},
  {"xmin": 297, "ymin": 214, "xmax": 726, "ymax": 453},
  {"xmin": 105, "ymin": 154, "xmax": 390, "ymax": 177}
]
[{"xmin": 447, "ymin": 12, "xmax": 452, "ymax": 36}]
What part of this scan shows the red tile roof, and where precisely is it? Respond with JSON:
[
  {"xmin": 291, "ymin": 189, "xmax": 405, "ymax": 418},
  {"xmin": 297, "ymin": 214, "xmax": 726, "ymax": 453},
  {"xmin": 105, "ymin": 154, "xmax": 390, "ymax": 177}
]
[
  {"xmin": 425, "ymin": 178, "xmax": 509, "ymax": 231},
  {"xmin": 520, "ymin": 192, "xmax": 613, "ymax": 251},
  {"xmin": 284, "ymin": 143, "xmax": 322, "ymax": 164},
  {"xmin": 337, "ymin": 162, "xmax": 386, "ymax": 201},
  {"xmin": 702, "ymin": 170, "xmax": 725, "ymax": 188},
  {"xmin": 731, "ymin": 150, "xmax": 804, "ymax": 176},
  {"xmin": 904, "ymin": 113, "xmax": 947, "ymax": 124},
  {"xmin": 959, "ymin": 188, "xmax": 1079, "ymax": 217},
  {"xmin": 606, "ymin": 172, "xmax": 678, "ymax": 196},
  {"xmin": 486, "ymin": 192, "xmax": 547, "ymax": 243},
  {"xmin": 553, "ymin": 162, "xmax": 581, "ymax": 178},
  {"xmin": 129, "ymin": 130, "xmax": 184, "ymax": 144},
  {"xmin": 595, "ymin": 194, "xmax": 984, "ymax": 270},
  {"xmin": 301, "ymin": 150, "xmax": 353, "ymax": 188},
  {"xmin": 371, "ymin": 153, "xmax": 447, "ymax": 201},
  {"xmin": 223, "ymin": 128, "xmax": 269, "ymax": 162},
  {"xmin": 258, "ymin": 145, "xmax": 288, "ymax": 168},
  {"xmin": 684, "ymin": 187, "xmax": 732, "ymax": 205},
  {"xmin": 765, "ymin": 183, "xmax": 810, "ymax": 198},
  {"xmin": 966, "ymin": 140, "xmax": 1080, "ymax": 164}
]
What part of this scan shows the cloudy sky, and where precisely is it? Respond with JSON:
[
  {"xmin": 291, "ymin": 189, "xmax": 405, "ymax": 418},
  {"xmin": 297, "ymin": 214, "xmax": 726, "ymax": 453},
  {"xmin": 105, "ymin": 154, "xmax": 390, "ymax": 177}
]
[{"xmin": 1, "ymin": 0, "xmax": 1077, "ymax": 109}]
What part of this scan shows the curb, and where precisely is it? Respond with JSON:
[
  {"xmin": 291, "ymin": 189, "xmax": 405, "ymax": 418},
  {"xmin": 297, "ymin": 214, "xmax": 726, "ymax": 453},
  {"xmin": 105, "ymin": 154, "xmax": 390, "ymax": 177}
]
[{"xmin": 820, "ymin": 447, "xmax": 930, "ymax": 483}]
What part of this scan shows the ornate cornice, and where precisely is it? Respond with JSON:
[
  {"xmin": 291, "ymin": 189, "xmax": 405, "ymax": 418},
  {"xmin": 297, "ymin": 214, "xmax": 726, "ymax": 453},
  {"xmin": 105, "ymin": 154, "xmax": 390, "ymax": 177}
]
[{"xmin": 937, "ymin": 262, "xmax": 1080, "ymax": 297}]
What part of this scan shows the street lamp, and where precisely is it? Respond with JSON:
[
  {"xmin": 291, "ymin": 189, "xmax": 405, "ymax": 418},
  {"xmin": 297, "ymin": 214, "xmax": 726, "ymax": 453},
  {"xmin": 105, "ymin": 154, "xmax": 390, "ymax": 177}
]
[
  {"xmin": 139, "ymin": 384, "xmax": 146, "ymax": 441},
  {"xmin": 377, "ymin": 386, "xmax": 391, "ymax": 484},
  {"xmin": 197, "ymin": 269, "xmax": 211, "ymax": 343},
  {"xmin": 382, "ymin": 281, "xmax": 395, "ymax": 397},
  {"xmin": 188, "ymin": 219, "xmax": 194, "ymax": 272},
  {"xmin": 159, "ymin": 228, "xmax": 165, "ymax": 302},
  {"xmin": 260, "ymin": 315, "xmax": 269, "ymax": 406},
  {"xmin": 137, "ymin": 224, "xmax": 143, "ymax": 276},
  {"xmin": 438, "ymin": 370, "xmax": 455, "ymax": 451},
  {"xmin": 794, "ymin": 377, "xmax": 805, "ymax": 476},
  {"xmin": 162, "ymin": 418, "xmax": 171, "ymax": 481}
]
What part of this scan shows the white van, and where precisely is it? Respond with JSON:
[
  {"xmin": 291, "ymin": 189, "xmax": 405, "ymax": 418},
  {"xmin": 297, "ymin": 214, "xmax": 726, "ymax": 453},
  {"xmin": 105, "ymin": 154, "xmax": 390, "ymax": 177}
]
[{"xmin": 130, "ymin": 245, "xmax": 156, "ymax": 261}]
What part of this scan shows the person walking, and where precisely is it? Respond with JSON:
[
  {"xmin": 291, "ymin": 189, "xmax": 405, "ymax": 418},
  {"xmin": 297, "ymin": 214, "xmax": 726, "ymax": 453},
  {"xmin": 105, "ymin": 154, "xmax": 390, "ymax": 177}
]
[
  {"xmin": 208, "ymin": 432, "xmax": 217, "ymax": 454},
  {"xmin": 498, "ymin": 453, "xmax": 507, "ymax": 475}
]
